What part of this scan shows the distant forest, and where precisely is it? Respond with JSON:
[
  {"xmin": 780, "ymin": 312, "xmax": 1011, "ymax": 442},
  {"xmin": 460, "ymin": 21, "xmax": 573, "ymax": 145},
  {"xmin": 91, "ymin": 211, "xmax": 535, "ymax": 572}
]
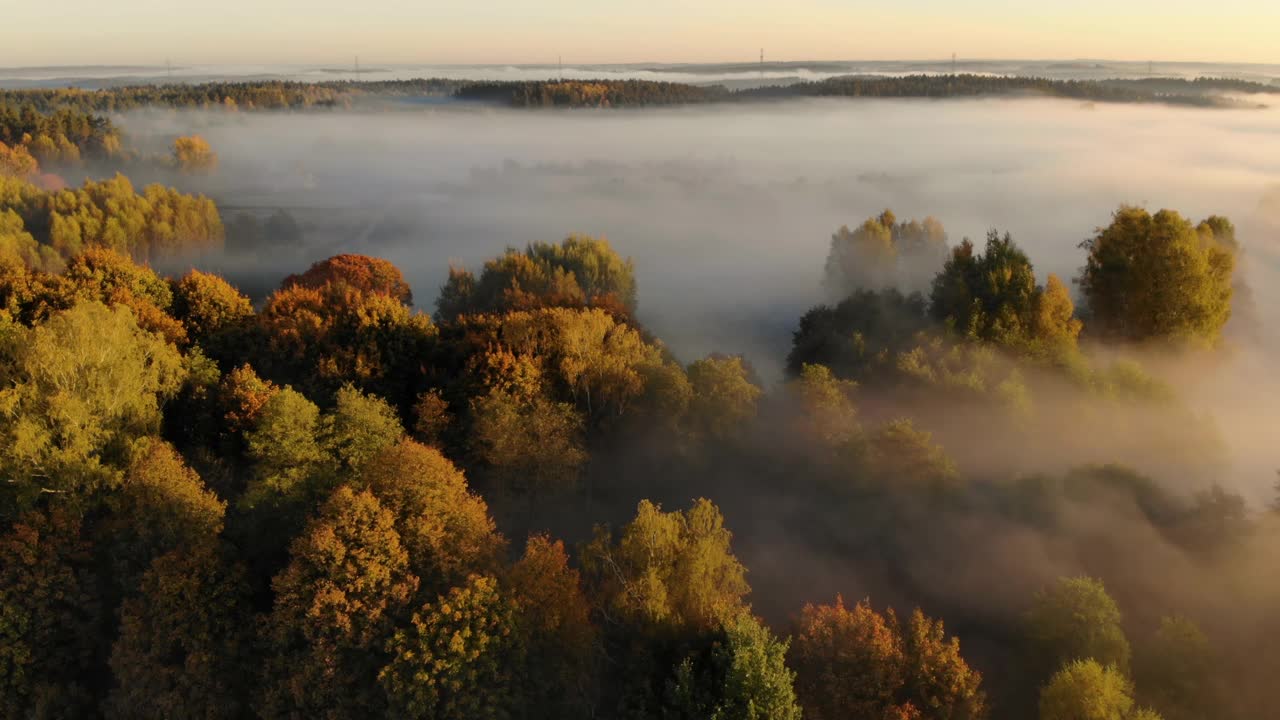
[{"xmin": 2, "ymin": 73, "xmax": 1277, "ymax": 114}]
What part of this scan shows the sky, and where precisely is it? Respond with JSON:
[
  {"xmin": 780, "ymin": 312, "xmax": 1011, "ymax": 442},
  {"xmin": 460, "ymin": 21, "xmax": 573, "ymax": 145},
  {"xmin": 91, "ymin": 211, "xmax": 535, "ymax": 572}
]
[{"xmin": 2, "ymin": 0, "xmax": 1278, "ymax": 67}]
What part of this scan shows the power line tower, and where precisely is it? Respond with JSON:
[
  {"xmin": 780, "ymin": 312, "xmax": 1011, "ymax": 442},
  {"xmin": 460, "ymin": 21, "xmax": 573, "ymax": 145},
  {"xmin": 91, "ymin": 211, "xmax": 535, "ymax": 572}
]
[
  {"xmin": 166, "ymin": 58, "xmax": 172, "ymax": 81},
  {"xmin": 952, "ymin": 52, "xmax": 957, "ymax": 74},
  {"xmin": 760, "ymin": 48, "xmax": 764, "ymax": 79},
  {"xmin": 558, "ymin": 55, "xmax": 563, "ymax": 81},
  {"xmin": 354, "ymin": 56, "xmax": 361, "ymax": 82}
]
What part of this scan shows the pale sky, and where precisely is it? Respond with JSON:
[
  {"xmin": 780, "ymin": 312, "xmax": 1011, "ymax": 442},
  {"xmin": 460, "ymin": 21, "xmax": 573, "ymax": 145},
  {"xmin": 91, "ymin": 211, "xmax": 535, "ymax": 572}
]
[{"xmin": 3, "ymin": 0, "xmax": 1278, "ymax": 67}]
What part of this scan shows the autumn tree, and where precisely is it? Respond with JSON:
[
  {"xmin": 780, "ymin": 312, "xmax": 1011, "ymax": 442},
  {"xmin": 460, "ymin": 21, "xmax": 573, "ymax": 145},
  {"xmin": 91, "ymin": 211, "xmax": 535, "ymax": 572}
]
[
  {"xmin": 1078, "ymin": 206, "xmax": 1235, "ymax": 346},
  {"xmin": 357, "ymin": 439, "xmax": 503, "ymax": 593},
  {"xmin": 95, "ymin": 440, "xmax": 225, "ymax": 595},
  {"xmin": 380, "ymin": 574, "xmax": 521, "ymax": 720},
  {"xmin": 468, "ymin": 387, "xmax": 587, "ymax": 498},
  {"xmin": 791, "ymin": 597, "xmax": 985, "ymax": 720},
  {"xmin": 863, "ymin": 420, "xmax": 961, "ymax": 495},
  {"xmin": 0, "ymin": 509, "xmax": 101, "ymax": 719},
  {"xmin": 259, "ymin": 486, "xmax": 418, "ymax": 719},
  {"xmin": 786, "ymin": 363, "xmax": 860, "ymax": 446},
  {"xmin": 254, "ymin": 279, "xmax": 435, "ymax": 403},
  {"xmin": 582, "ymin": 498, "xmax": 749, "ymax": 633},
  {"xmin": 509, "ymin": 535, "xmax": 597, "ymax": 717},
  {"xmin": 172, "ymin": 135, "xmax": 218, "ymax": 174},
  {"xmin": 283, "ymin": 253, "xmax": 413, "ymax": 304},
  {"xmin": 825, "ymin": 213, "xmax": 898, "ymax": 294},
  {"xmin": 435, "ymin": 235, "xmax": 637, "ymax": 320},
  {"xmin": 791, "ymin": 596, "xmax": 909, "ymax": 720},
  {"xmin": 825, "ymin": 211, "xmax": 948, "ymax": 296},
  {"xmin": 105, "ymin": 543, "xmax": 254, "ymax": 720},
  {"xmin": 170, "ymin": 269, "xmax": 253, "ymax": 351}
]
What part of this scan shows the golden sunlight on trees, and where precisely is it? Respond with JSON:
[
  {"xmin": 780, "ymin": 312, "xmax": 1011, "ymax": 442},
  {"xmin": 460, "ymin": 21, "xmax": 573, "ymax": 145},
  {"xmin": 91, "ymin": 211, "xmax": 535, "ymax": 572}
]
[
  {"xmin": 582, "ymin": 498, "xmax": 749, "ymax": 632},
  {"xmin": 172, "ymin": 135, "xmax": 218, "ymax": 174},
  {"xmin": 1078, "ymin": 207, "xmax": 1235, "ymax": 346},
  {"xmin": 791, "ymin": 596, "xmax": 986, "ymax": 720}
]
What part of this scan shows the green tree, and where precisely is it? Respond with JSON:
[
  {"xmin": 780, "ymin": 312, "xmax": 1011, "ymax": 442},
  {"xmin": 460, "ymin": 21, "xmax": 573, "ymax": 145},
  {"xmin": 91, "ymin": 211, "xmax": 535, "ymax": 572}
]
[
  {"xmin": 0, "ymin": 302, "xmax": 184, "ymax": 518},
  {"xmin": 667, "ymin": 613, "xmax": 802, "ymax": 720},
  {"xmin": 686, "ymin": 355, "xmax": 762, "ymax": 441},
  {"xmin": 259, "ymin": 486, "xmax": 418, "ymax": 719},
  {"xmin": 928, "ymin": 230, "xmax": 1077, "ymax": 357},
  {"xmin": 240, "ymin": 387, "xmax": 332, "ymax": 516},
  {"xmin": 1038, "ymin": 659, "xmax": 1151, "ymax": 720},
  {"xmin": 321, "ymin": 384, "xmax": 404, "ymax": 473},
  {"xmin": 1026, "ymin": 577, "xmax": 1131, "ymax": 679},
  {"xmin": 1078, "ymin": 206, "xmax": 1235, "ymax": 345},
  {"xmin": 1134, "ymin": 616, "xmax": 1214, "ymax": 720}
]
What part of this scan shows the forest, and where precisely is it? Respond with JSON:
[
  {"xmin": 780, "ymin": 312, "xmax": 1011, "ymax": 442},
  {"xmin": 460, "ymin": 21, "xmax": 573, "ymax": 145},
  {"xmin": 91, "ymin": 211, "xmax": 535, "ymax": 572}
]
[
  {"xmin": 3, "ymin": 73, "xmax": 1277, "ymax": 114},
  {"xmin": 0, "ymin": 87, "xmax": 1278, "ymax": 720}
]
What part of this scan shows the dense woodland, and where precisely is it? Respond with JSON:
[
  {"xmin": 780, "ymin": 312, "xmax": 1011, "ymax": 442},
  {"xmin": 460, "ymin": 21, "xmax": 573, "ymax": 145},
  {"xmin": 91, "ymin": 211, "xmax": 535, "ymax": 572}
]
[{"xmin": 0, "ymin": 88, "xmax": 1278, "ymax": 720}]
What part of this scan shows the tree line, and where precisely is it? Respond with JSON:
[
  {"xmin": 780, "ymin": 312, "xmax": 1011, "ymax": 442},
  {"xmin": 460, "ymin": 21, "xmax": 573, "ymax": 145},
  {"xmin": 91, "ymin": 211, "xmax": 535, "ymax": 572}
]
[{"xmin": 5, "ymin": 74, "xmax": 1274, "ymax": 114}]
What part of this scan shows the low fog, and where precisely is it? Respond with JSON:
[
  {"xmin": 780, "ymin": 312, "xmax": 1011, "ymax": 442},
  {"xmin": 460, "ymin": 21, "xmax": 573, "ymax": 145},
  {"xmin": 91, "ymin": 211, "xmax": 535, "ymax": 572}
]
[
  {"xmin": 126, "ymin": 98, "xmax": 1280, "ymax": 367},
  {"xmin": 114, "ymin": 97, "xmax": 1280, "ymax": 512}
]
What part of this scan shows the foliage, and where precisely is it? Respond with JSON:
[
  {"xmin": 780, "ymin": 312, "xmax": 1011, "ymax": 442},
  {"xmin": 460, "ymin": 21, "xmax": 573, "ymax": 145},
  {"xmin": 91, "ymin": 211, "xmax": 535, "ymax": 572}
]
[
  {"xmin": 357, "ymin": 439, "xmax": 503, "ymax": 592},
  {"xmin": 172, "ymin": 135, "xmax": 218, "ymax": 174},
  {"xmin": 284, "ymin": 253, "xmax": 414, "ymax": 304},
  {"xmin": 825, "ymin": 210, "xmax": 948, "ymax": 295},
  {"xmin": 380, "ymin": 574, "xmax": 520, "ymax": 720},
  {"xmin": 259, "ymin": 486, "xmax": 418, "ymax": 719},
  {"xmin": 686, "ymin": 354, "xmax": 762, "ymax": 441},
  {"xmin": 1038, "ymin": 659, "xmax": 1144, "ymax": 720},
  {"xmin": 436, "ymin": 235, "xmax": 636, "ymax": 320},
  {"xmin": 1078, "ymin": 206, "xmax": 1235, "ymax": 346},
  {"xmin": 667, "ymin": 612, "xmax": 802, "ymax": 720},
  {"xmin": 510, "ymin": 535, "xmax": 597, "ymax": 719},
  {"xmin": 0, "ymin": 301, "xmax": 184, "ymax": 517},
  {"xmin": 105, "ymin": 543, "xmax": 253, "ymax": 720},
  {"xmin": 792, "ymin": 596, "xmax": 986, "ymax": 720},
  {"xmin": 0, "ymin": 173, "xmax": 223, "ymax": 263},
  {"xmin": 582, "ymin": 498, "xmax": 749, "ymax": 633},
  {"xmin": 1025, "ymin": 576, "xmax": 1132, "ymax": 678},
  {"xmin": 0, "ymin": 509, "xmax": 100, "ymax": 720}
]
